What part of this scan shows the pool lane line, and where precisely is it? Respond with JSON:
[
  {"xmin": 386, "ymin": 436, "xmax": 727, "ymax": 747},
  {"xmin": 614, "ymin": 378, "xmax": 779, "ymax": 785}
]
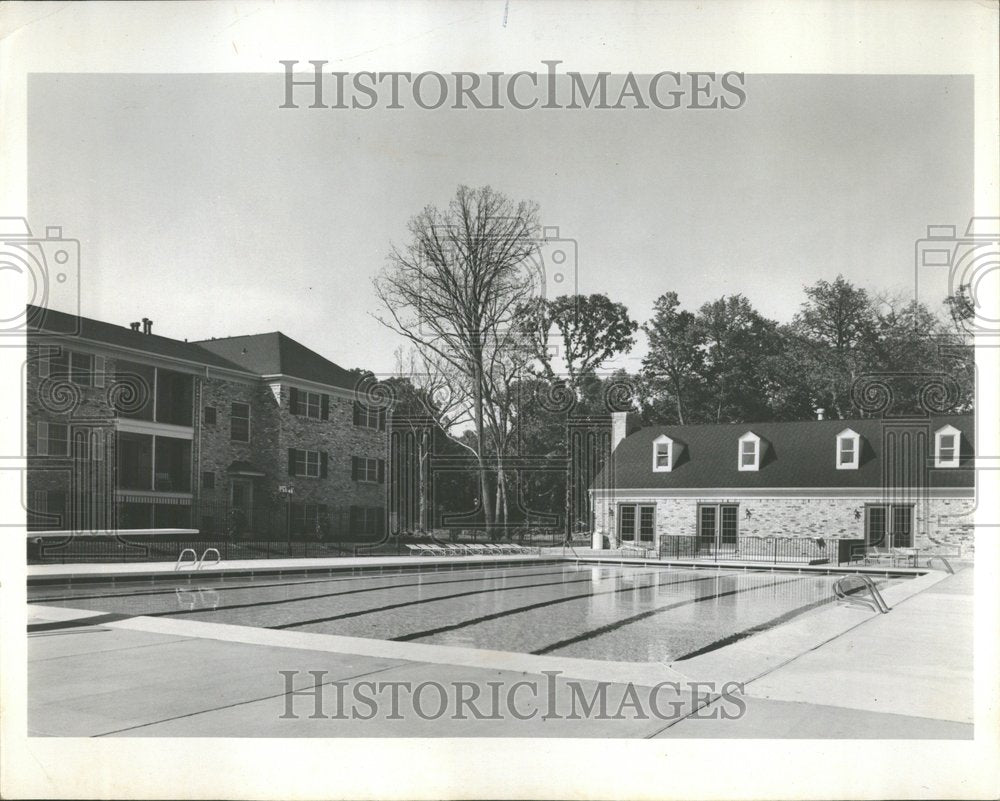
[
  {"xmin": 28, "ymin": 612, "xmax": 135, "ymax": 633},
  {"xmin": 530, "ymin": 574, "xmax": 812, "ymax": 655},
  {"xmin": 670, "ymin": 577, "xmax": 896, "ymax": 661},
  {"xmin": 27, "ymin": 563, "xmax": 578, "ymax": 605},
  {"xmin": 103, "ymin": 566, "xmax": 609, "ymax": 621},
  {"xmin": 391, "ymin": 571, "xmax": 746, "ymax": 642},
  {"xmin": 265, "ymin": 567, "xmax": 682, "ymax": 630}
]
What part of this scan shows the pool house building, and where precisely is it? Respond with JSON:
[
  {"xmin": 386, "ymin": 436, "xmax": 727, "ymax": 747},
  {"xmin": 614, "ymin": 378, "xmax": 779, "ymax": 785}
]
[{"xmin": 590, "ymin": 411, "xmax": 975, "ymax": 562}]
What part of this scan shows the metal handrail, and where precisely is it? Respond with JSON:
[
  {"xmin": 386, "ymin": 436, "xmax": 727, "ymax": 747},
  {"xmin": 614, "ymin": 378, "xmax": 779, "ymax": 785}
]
[
  {"xmin": 175, "ymin": 548, "xmax": 198, "ymax": 571},
  {"xmin": 926, "ymin": 555, "xmax": 955, "ymax": 574},
  {"xmin": 833, "ymin": 574, "xmax": 890, "ymax": 614},
  {"xmin": 198, "ymin": 548, "xmax": 221, "ymax": 569}
]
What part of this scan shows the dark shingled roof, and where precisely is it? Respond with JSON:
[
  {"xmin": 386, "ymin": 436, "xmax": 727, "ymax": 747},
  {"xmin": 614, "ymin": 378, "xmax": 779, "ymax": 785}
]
[
  {"xmin": 597, "ymin": 414, "xmax": 975, "ymax": 490},
  {"xmin": 193, "ymin": 332, "xmax": 361, "ymax": 391},
  {"xmin": 26, "ymin": 305, "xmax": 254, "ymax": 374}
]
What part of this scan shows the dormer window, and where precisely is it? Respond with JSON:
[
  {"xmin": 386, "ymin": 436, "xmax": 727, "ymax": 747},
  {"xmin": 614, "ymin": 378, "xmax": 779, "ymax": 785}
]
[
  {"xmin": 836, "ymin": 428, "xmax": 860, "ymax": 470},
  {"xmin": 653, "ymin": 435, "xmax": 673, "ymax": 472},
  {"xmin": 738, "ymin": 432, "xmax": 761, "ymax": 471},
  {"xmin": 934, "ymin": 425, "xmax": 961, "ymax": 468}
]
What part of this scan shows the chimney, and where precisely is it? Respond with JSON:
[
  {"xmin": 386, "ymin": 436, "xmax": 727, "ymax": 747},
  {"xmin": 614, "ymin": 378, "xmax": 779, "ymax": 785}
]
[
  {"xmin": 141, "ymin": 317, "xmax": 153, "ymax": 335},
  {"xmin": 816, "ymin": 408, "xmax": 825, "ymax": 421},
  {"xmin": 129, "ymin": 321, "xmax": 141, "ymax": 332},
  {"xmin": 611, "ymin": 411, "xmax": 638, "ymax": 453}
]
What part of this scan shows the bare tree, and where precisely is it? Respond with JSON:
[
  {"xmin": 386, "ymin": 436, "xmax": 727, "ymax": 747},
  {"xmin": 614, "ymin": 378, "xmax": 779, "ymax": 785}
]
[{"xmin": 374, "ymin": 185, "xmax": 540, "ymax": 528}]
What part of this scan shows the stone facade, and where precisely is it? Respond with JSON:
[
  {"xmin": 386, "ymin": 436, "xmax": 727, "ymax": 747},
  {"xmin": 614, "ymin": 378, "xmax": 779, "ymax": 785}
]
[{"xmin": 592, "ymin": 493, "xmax": 976, "ymax": 556}]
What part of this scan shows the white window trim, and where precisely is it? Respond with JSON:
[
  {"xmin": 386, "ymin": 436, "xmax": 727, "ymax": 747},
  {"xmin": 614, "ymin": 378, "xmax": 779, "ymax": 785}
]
[
  {"xmin": 652, "ymin": 434, "xmax": 673, "ymax": 472},
  {"xmin": 836, "ymin": 428, "xmax": 861, "ymax": 470},
  {"xmin": 738, "ymin": 432, "xmax": 761, "ymax": 471},
  {"xmin": 934, "ymin": 424, "xmax": 961, "ymax": 468}
]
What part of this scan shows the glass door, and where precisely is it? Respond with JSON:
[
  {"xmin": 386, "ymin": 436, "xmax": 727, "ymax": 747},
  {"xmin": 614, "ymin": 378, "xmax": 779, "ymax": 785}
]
[
  {"xmin": 698, "ymin": 505, "xmax": 717, "ymax": 554},
  {"xmin": 698, "ymin": 503, "xmax": 739, "ymax": 555}
]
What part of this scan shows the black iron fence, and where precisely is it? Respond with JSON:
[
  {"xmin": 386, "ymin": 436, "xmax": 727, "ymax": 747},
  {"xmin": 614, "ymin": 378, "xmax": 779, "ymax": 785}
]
[{"xmin": 657, "ymin": 535, "xmax": 840, "ymax": 565}]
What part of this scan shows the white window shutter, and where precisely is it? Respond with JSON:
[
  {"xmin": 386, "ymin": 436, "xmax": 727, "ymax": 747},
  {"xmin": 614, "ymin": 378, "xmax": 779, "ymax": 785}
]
[
  {"xmin": 94, "ymin": 356, "xmax": 106, "ymax": 388},
  {"xmin": 37, "ymin": 421, "xmax": 49, "ymax": 456}
]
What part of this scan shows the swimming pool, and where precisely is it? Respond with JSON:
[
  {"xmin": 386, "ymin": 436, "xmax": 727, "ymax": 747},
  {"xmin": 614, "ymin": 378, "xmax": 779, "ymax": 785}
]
[{"xmin": 28, "ymin": 563, "xmax": 909, "ymax": 662}]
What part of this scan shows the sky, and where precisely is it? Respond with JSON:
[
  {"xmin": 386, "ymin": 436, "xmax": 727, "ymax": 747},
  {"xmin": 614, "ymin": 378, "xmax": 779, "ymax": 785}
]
[{"xmin": 28, "ymin": 72, "xmax": 973, "ymax": 375}]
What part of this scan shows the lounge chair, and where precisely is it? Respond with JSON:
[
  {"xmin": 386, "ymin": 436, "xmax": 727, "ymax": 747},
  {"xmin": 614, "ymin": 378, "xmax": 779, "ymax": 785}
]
[
  {"xmin": 864, "ymin": 546, "xmax": 893, "ymax": 565},
  {"xmin": 405, "ymin": 544, "xmax": 424, "ymax": 556},
  {"xmin": 417, "ymin": 543, "xmax": 448, "ymax": 556}
]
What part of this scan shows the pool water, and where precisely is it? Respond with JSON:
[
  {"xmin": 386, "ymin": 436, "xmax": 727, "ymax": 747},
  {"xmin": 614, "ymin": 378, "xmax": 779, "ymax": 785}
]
[{"xmin": 28, "ymin": 564, "xmax": 908, "ymax": 662}]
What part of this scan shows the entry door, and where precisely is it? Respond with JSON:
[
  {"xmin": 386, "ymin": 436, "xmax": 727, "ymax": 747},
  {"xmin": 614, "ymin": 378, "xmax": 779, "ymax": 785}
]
[
  {"xmin": 698, "ymin": 504, "xmax": 739, "ymax": 553},
  {"xmin": 866, "ymin": 504, "xmax": 913, "ymax": 548},
  {"xmin": 230, "ymin": 478, "xmax": 254, "ymax": 530}
]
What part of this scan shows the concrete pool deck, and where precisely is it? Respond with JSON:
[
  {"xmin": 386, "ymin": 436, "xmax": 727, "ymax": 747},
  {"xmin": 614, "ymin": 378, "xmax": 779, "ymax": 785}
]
[{"xmin": 26, "ymin": 559, "xmax": 973, "ymax": 738}]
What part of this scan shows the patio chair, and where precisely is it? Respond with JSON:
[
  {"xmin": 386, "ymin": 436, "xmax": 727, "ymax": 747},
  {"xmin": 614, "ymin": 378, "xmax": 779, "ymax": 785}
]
[
  {"xmin": 864, "ymin": 546, "xmax": 893, "ymax": 565},
  {"xmin": 890, "ymin": 547, "xmax": 918, "ymax": 567}
]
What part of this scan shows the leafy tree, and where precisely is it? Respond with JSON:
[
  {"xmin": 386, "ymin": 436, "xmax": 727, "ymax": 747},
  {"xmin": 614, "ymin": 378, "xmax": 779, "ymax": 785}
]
[
  {"xmin": 520, "ymin": 294, "xmax": 638, "ymax": 389},
  {"xmin": 641, "ymin": 291, "xmax": 704, "ymax": 424}
]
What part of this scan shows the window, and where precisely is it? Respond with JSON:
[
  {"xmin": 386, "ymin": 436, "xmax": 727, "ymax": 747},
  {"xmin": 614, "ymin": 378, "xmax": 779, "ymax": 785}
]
[
  {"xmin": 290, "ymin": 387, "xmax": 327, "ymax": 419},
  {"xmin": 116, "ymin": 432, "xmax": 153, "ymax": 490},
  {"xmin": 353, "ymin": 401, "xmax": 384, "ymax": 430},
  {"xmin": 231, "ymin": 402, "xmax": 251, "ymax": 442},
  {"xmin": 698, "ymin": 503, "xmax": 739, "ymax": 552},
  {"xmin": 44, "ymin": 348, "xmax": 100, "ymax": 387},
  {"xmin": 618, "ymin": 504, "xmax": 655, "ymax": 543},
  {"xmin": 153, "ymin": 436, "xmax": 192, "ymax": 492},
  {"xmin": 934, "ymin": 425, "xmax": 961, "ymax": 468},
  {"xmin": 352, "ymin": 456, "xmax": 385, "ymax": 483},
  {"xmin": 203, "ymin": 406, "xmax": 217, "ymax": 425},
  {"xmin": 155, "ymin": 369, "xmax": 194, "ymax": 426},
  {"xmin": 114, "ymin": 360, "xmax": 155, "ymax": 421},
  {"xmin": 201, "ymin": 471, "xmax": 216, "ymax": 490},
  {"xmin": 291, "ymin": 503, "xmax": 329, "ymax": 537},
  {"xmin": 35, "ymin": 422, "xmax": 69, "ymax": 456},
  {"xmin": 28, "ymin": 489, "xmax": 67, "ymax": 531},
  {"xmin": 738, "ymin": 432, "xmax": 761, "ymax": 471},
  {"xmin": 652, "ymin": 435, "xmax": 673, "ymax": 472},
  {"xmin": 350, "ymin": 506, "xmax": 384, "ymax": 537},
  {"xmin": 836, "ymin": 428, "xmax": 860, "ymax": 470},
  {"xmin": 288, "ymin": 448, "xmax": 327, "ymax": 478}
]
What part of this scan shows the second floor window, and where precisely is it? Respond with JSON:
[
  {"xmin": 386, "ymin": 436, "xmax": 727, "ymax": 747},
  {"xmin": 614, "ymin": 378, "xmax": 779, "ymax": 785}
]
[
  {"xmin": 353, "ymin": 401, "xmax": 384, "ymax": 430},
  {"xmin": 45, "ymin": 349, "xmax": 100, "ymax": 387},
  {"xmin": 740, "ymin": 439, "xmax": 757, "ymax": 468},
  {"xmin": 352, "ymin": 456, "xmax": 385, "ymax": 483},
  {"xmin": 290, "ymin": 387, "xmax": 327, "ymax": 419},
  {"xmin": 231, "ymin": 402, "xmax": 250, "ymax": 442}
]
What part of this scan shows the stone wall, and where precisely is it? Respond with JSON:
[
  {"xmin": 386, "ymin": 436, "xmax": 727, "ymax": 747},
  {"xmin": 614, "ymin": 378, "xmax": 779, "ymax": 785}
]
[{"xmin": 593, "ymin": 493, "xmax": 977, "ymax": 555}]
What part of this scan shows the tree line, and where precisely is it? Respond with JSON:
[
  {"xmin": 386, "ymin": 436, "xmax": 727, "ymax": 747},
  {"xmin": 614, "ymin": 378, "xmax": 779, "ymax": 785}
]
[{"xmin": 372, "ymin": 185, "xmax": 973, "ymax": 532}]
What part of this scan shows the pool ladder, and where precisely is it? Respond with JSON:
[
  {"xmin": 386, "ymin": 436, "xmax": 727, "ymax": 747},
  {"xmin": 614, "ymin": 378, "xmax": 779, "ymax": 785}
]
[
  {"xmin": 833, "ymin": 574, "xmax": 890, "ymax": 614},
  {"xmin": 175, "ymin": 547, "xmax": 222, "ymax": 571}
]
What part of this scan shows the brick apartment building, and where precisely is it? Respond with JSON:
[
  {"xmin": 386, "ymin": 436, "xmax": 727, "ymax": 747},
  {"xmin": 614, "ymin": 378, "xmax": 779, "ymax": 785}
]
[{"xmin": 26, "ymin": 305, "xmax": 387, "ymax": 540}]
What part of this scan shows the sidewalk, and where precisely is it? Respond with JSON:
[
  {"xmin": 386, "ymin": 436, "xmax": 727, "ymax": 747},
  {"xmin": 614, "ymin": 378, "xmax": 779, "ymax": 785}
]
[{"xmin": 657, "ymin": 566, "xmax": 974, "ymax": 738}]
